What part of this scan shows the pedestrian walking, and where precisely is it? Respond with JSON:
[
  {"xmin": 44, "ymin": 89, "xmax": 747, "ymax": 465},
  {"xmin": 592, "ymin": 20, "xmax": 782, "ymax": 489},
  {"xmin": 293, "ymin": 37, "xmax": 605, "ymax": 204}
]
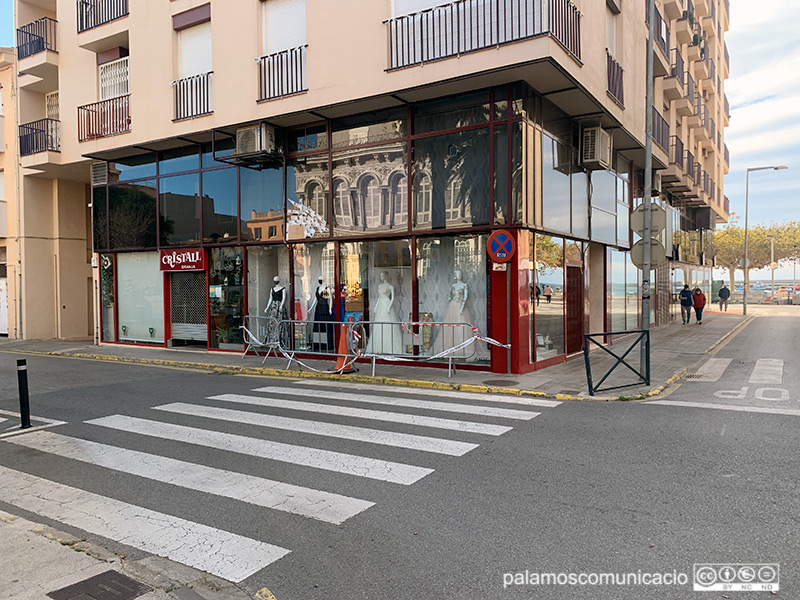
[
  {"xmin": 679, "ymin": 284, "xmax": 693, "ymax": 324},
  {"xmin": 718, "ymin": 283, "xmax": 730, "ymax": 311},
  {"xmin": 543, "ymin": 285, "xmax": 554, "ymax": 304},
  {"xmin": 693, "ymin": 287, "xmax": 707, "ymax": 324}
]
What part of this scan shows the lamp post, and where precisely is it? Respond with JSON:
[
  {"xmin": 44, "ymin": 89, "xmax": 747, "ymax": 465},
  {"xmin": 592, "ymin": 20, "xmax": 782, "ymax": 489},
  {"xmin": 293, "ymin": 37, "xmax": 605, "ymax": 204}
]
[
  {"xmin": 766, "ymin": 234, "xmax": 775, "ymax": 298},
  {"xmin": 743, "ymin": 165, "xmax": 788, "ymax": 316}
]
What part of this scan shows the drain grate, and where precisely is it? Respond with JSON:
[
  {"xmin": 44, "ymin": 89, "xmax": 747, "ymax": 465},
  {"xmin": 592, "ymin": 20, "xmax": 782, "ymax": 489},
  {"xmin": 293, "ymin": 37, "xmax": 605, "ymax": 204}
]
[
  {"xmin": 47, "ymin": 570, "xmax": 151, "ymax": 600},
  {"xmin": 684, "ymin": 374, "xmax": 705, "ymax": 380}
]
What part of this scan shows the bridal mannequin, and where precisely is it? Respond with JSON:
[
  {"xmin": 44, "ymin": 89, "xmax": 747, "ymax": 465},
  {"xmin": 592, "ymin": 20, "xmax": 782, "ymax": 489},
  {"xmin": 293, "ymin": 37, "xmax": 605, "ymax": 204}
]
[
  {"xmin": 366, "ymin": 271, "xmax": 403, "ymax": 355},
  {"xmin": 264, "ymin": 276, "xmax": 288, "ymax": 345},
  {"xmin": 309, "ymin": 277, "xmax": 334, "ymax": 351},
  {"xmin": 432, "ymin": 269, "xmax": 472, "ymax": 357}
]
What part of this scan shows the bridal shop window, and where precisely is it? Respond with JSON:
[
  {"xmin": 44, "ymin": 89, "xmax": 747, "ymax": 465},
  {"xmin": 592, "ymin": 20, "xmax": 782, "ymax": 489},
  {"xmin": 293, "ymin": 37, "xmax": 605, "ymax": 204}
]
[
  {"xmin": 292, "ymin": 242, "xmax": 336, "ymax": 351},
  {"xmin": 246, "ymin": 246, "xmax": 290, "ymax": 315},
  {"xmin": 339, "ymin": 240, "xmax": 412, "ymax": 355},
  {"xmin": 416, "ymin": 234, "xmax": 488, "ymax": 361},
  {"xmin": 532, "ymin": 233, "xmax": 565, "ymax": 361},
  {"xmin": 332, "ymin": 143, "xmax": 407, "ymax": 235}
]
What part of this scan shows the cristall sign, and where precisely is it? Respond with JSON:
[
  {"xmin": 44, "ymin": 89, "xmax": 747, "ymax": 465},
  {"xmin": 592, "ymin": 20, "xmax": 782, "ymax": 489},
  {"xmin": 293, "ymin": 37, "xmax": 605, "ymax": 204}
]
[{"xmin": 160, "ymin": 248, "xmax": 206, "ymax": 272}]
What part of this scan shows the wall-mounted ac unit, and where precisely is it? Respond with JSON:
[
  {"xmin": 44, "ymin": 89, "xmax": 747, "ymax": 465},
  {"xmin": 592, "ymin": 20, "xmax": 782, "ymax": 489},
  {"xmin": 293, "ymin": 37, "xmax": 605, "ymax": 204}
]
[
  {"xmin": 651, "ymin": 171, "xmax": 662, "ymax": 195},
  {"xmin": 235, "ymin": 123, "xmax": 277, "ymax": 155},
  {"xmin": 581, "ymin": 127, "xmax": 613, "ymax": 170},
  {"xmin": 91, "ymin": 161, "xmax": 108, "ymax": 186}
]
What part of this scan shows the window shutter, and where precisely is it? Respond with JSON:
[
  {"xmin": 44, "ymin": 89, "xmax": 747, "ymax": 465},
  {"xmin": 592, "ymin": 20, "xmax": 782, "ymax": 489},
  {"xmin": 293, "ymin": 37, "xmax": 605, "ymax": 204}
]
[
  {"xmin": 178, "ymin": 21, "xmax": 212, "ymax": 78},
  {"xmin": 392, "ymin": 0, "xmax": 442, "ymax": 17},
  {"xmin": 45, "ymin": 91, "xmax": 59, "ymax": 120},
  {"xmin": 262, "ymin": 0, "xmax": 306, "ymax": 55},
  {"xmin": 99, "ymin": 57, "xmax": 129, "ymax": 101}
]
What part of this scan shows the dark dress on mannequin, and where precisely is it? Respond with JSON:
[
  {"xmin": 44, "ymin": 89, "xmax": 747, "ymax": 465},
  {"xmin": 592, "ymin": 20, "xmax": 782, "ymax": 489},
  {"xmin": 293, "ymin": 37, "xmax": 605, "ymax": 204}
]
[
  {"xmin": 312, "ymin": 287, "xmax": 335, "ymax": 352},
  {"xmin": 265, "ymin": 287, "xmax": 289, "ymax": 347}
]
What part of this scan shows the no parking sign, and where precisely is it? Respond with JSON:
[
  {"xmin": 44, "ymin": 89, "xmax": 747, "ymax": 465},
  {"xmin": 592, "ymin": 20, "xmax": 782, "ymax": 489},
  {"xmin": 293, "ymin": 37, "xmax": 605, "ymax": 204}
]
[{"xmin": 487, "ymin": 230, "xmax": 515, "ymax": 263}]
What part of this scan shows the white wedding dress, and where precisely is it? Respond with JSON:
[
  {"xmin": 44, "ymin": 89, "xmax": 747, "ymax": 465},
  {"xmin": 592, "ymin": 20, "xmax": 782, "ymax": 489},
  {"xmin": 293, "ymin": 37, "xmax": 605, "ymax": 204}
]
[{"xmin": 366, "ymin": 283, "xmax": 404, "ymax": 355}]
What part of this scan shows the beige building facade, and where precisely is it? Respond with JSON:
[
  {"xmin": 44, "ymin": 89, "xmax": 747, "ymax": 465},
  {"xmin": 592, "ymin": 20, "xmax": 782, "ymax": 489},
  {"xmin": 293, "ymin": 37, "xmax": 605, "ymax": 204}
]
[{"xmin": 9, "ymin": 0, "xmax": 730, "ymax": 373}]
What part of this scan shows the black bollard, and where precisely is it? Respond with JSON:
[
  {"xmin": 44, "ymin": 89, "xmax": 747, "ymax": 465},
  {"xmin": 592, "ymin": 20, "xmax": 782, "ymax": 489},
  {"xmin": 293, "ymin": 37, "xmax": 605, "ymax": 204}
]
[{"xmin": 17, "ymin": 359, "xmax": 31, "ymax": 429}]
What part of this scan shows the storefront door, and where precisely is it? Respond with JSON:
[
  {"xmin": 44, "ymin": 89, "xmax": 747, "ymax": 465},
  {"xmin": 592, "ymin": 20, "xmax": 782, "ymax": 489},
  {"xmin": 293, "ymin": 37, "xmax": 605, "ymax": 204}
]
[
  {"xmin": 565, "ymin": 265, "xmax": 584, "ymax": 355},
  {"xmin": 169, "ymin": 271, "xmax": 207, "ymax": 345}
]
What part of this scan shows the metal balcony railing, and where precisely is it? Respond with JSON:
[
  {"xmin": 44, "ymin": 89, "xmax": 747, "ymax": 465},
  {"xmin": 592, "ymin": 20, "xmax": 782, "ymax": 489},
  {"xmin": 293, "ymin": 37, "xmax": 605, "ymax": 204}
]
[
  {"xmin": 77, "ymin": 0, "xmax": 129, "ymax": 33},
  {"xmin": 386, "ymin": 0, "xmax": 582, "ymax": 70},
  {"xmin": 702, "ymin": 170, "xmax": 710, "ymax": 195},
  {"xmin": 710, "ymin": 178, "xmax": 716, "ymax": 201},
  {"xmin": 258, "ymin": 45, "xmax": 307, "ymax": 101},
  {"xmin": 694, "ymin": 161, "xmax": 702, "ymax": 185},
  {"xmin": 607, "ymin": 50, "xmax": 624, "ymax": 106},
  {"xmin": 724, "ymin": 195, "xmax": 729, "ymax": 213},
  {"xmin": 686, "ymin": 149, "xmax": 695, "ymax": 180},
  {"xmin": 687, "ymin": 72, "xmax": 696, "ymax": 102},
  {"xmin": 78, "ymin": 94, "xmax": 131, "ymax": 142},
  {"xmin": 653, "ymin": 107, "xmax": 669, "ymax": 152},
  {"xmin": 19, "ymin": 118, "xmax": 60, "ymax": 155},
  {"xmin": 17, "ymin": 17, "xmax": 57, "ymax": 59},
  {"xmin": 724, "ymin": 94, "xmax": 730, "ymax": 119},
  {"xmin": 172, "ymin": 71, "xmax": 212, "ymax": 121},
  {"xmin": 670, "ymin": 48, "xmax": 685, "ymax": 83},
  {"xmin": 670, "ymin": 136, "xmax": 685, "ymax": 170},
  {"xmin": 645, "ymin": 1, "xmax": 670, "ymax": 57},
  {"xmin": 724, "ymin": 143, "xmax": 730, "ymax": 165},
  {"xmin": 710, "ymin": 58, "xmax": 716, "ymax": 82},
  {"xmin": 724, "ymin": 41, "xmax": 729, "ymax": 71}
]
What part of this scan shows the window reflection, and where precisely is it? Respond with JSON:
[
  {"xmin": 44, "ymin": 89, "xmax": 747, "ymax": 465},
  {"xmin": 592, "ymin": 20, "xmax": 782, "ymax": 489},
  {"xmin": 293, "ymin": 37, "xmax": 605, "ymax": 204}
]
[
  {"xmin": 286, "ymin": 156, "xmax": 330, "ymax": 239},
  {"xmin": 533, "ymin": 233, "xmax": 565, "ymax": 360},
  {"xmin": 109, "ymin": 180, "xmax": 158, "ymax": 249}
]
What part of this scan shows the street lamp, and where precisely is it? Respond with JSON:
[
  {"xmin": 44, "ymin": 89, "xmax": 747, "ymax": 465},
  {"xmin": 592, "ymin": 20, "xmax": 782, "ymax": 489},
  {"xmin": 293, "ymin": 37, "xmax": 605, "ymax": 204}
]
[
  {"xmin": 743, "ymin": 165, "xmax": 788, "ymax": 316},
  {"xmin": 766, "ymin": 234, "xmax": 775, "ymax": 298}
]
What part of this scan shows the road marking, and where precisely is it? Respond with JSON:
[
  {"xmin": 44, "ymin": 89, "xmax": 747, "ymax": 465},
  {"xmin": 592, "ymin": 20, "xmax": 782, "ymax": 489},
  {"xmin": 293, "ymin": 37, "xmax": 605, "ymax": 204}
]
[
  {"xmin": 87, "ymin": 415, "xmax": 432, "ymax": 485},
  {"xmin": 754, "ymin": 388, "xmax": 790, "ymax": 402},
  {"xmin": 690, "ymin": 358, "xmax": 732, "ymax": 382},
  {"xmin": 0, "ymin": 464, "xmax": 289, "ymax": 582},
  {"xmin": 156, "ymin": 402, "xmax": 478, "ymax": 457},
  {"xmin": 250, "ymin": 386, "xmax": 541, "ymax": 421},
  {"xmin": 298, "ymin": 381, "xmax": 562, "ymax": 407},
  {"xmin": 749, "ymin": 359, "xmax": 783, "ymax": 384},
  {"xmin": 6, "ymin": 431, "xmax": 374, "ymax": 524},
  {"xmin": 0, "ymin": 418, "xmax": 6, "ymax": 424},
  {"xmin": 206, "ymin": 394, "xmax": 511, "ymax": 436},
  {"xmin": 648, "ymin": 400, "xmax": 800, "ymax": 417}
]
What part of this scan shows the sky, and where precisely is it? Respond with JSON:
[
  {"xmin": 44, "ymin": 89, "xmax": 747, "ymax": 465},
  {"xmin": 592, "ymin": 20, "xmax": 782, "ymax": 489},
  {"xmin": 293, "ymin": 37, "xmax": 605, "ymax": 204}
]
[{"xmin": 0, "ymin": 1, "xmax": 796, "ymax": 280}]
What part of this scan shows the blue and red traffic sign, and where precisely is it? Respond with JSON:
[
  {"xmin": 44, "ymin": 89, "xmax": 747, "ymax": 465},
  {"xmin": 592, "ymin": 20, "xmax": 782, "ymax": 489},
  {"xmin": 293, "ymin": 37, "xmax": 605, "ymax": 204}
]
[{"xmin": 487, "ymin": 230, "xmax": 515, "ymax": 263}]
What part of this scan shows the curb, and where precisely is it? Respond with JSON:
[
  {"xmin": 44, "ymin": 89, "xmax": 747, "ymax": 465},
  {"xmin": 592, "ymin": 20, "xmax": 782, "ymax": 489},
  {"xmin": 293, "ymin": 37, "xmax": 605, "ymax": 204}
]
[{"xmin": 705, "ymin": 315, "xmax": 754, "ymax": 354}]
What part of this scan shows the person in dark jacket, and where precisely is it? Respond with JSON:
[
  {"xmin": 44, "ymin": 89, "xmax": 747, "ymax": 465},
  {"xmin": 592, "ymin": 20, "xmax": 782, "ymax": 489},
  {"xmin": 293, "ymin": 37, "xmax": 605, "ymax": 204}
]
[
  {"xmin": 718, "ymin": 283, "xmax": 731, "ymax": 311},
  {"xmin": 679, "ymin": 284, "xmax": 693, "ymax": 324},
  {"xmin": 693, "ymin": 287, "xmax": 707, "ymax": 324}
]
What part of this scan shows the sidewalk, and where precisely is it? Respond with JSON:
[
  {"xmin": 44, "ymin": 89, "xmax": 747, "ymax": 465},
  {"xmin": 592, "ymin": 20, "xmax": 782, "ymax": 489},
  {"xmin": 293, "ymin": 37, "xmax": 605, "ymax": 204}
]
[{"xmin": 0, "ymin": 311, "xmax": 755, "ymax": 401}]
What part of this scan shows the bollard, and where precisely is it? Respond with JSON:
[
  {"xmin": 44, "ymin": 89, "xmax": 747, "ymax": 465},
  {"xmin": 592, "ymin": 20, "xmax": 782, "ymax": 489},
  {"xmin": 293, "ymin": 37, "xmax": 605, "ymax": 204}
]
[{"xmin": 17, "ymin": 359, "xmax": 32, "ymax": 429}]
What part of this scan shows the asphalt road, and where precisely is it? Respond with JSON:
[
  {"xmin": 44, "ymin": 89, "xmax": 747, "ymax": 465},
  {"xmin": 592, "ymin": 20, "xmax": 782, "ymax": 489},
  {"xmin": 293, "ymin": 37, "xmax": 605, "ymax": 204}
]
[{"xmin": 0, "ymin": 316, "xmax": 797, "ymax": 600}]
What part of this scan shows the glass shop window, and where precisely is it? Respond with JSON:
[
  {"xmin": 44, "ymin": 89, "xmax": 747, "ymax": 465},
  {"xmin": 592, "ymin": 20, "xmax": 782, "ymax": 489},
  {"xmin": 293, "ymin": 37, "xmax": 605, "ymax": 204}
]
[
  {"xmin": 286, "ymin": 155, "xmax": 330, "ymax": 240},
  {"xmin": 108, "ymin": 180, "xmax": 158, "ymax": 250},
  {"xmin": 202, "ymin": 167, "xmax": 237, "ymax": 243},
  {"xmin": 291, "ymin": 242, "xmax": 336, "ymax": 351},
  {"xmin": 208, "ymin": 247, "xmax": 244, "ymax": 349},
  {"xmin": 240, "ymin": 166, "xmax": 284, "ymax": 242},
  {"xmin": 159, "ymin": 173, "xmax": 201, "ymax": 246},
  {"xmin": 116, "ymin": 252, "xmax": 164, "ymax": 345},
  {"xmin": 532, "ymin": 233, "xmax": 564, "ymax": 360}
]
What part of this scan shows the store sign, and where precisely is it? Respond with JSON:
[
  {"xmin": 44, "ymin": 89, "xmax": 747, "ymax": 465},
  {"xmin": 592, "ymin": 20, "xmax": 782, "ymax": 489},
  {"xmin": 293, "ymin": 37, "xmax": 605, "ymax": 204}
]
[
  {"xmin": 487, "ymin": 230, "xmax": 515, "ymax": 263},
  {"xmin": 160, "ymin": 248, "xmax": 205, "ymax": 271}
]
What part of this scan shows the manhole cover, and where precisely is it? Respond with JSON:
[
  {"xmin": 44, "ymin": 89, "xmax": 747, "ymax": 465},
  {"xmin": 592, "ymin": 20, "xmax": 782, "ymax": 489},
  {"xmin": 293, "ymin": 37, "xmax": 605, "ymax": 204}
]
[
  {"xmin": 481, "ymin": 379, "xmax": 519, "ymax": 386},
  {"xmin": 48, "ymin": 570, "xmax": 151, "ymax": 600}
]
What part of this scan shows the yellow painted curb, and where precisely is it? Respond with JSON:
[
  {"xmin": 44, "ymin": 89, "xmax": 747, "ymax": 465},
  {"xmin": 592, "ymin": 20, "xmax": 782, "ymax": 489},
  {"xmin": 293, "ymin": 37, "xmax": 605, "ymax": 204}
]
[{"xmin": 706, "ymin": 315, "xmax": 754, "ymax": 354}]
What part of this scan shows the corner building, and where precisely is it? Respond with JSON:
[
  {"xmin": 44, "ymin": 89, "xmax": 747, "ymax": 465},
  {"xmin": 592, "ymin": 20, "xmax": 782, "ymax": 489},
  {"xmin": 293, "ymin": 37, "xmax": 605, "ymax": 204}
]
[{"xmin": 13, "ymin": 0, "xmax": 730, "ymax": 373}]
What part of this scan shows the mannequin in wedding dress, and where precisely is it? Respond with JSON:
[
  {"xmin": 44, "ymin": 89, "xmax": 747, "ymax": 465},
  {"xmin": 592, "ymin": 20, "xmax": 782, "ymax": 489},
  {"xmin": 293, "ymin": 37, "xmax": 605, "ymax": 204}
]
[
  {"xmin": 366, "ymin": 271, "xmax": 403, "ymax": 355},
  {"xmin": 264, "ymin": 276, "xmax": 289, "ymax": 345},
  {"xmin": 432, "ymin": 269, "xmax": 472, "ymax": 357}
]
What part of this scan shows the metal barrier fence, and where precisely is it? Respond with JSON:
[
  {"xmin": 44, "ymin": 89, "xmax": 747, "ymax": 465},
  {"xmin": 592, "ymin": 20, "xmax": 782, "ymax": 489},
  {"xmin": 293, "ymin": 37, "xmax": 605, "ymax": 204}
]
[
  {"xmin": 241, "ymin": 315, "xmax": 507, "ymax": 377},
  {"xmin": 583, "ymin": 329, "xmax": 650, "ymax": 396}
]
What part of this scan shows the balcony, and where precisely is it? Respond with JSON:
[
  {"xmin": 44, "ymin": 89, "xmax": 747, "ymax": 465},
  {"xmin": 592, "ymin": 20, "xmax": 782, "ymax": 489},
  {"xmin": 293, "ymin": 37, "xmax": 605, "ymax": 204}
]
[
  {"xmin": 17, "ymin": 17, "xmax": 57, "ymax": 60},
  {"xmin": 652, "ymin": 107, "xmax": 669, "ymax": 153},
  {"xmin": 687, "ymin": 93, "xmax": 704, "ymax": 130},
  {"xmin": 662, "ymin": 0, "xmax": 685, "ymax": 21},
  {"xmin": 723, "ymin": 42, "xmax": 730, "ymax": 76},
  {"xmin": 606, "ymin": 50, "xmax": 624, "ymax": 107},
  {"xmin": 257, "ymin": 46, "xmax": 307, "ymax": 102},
  {"xmin": 686, "ymin": 39, "xmax": 701, "ymax": 62},
  {"xmin": 645, "ymin": 2, "xmax": 670, "ymax": 77},
  {"xmin": 701, "ymin": 1, "xmax": 716, "ymax": 37},
  {"xmin": 723, "ymin": 94, "xmax": 730, "ymax": 125},
  {"xmin": 693, "ymin": 52, "xmax": 709, "ymax": 81},
  {"xmin": 172, "ymin": 72, "xmax": 213, "ymax": 121},
  {"xmin": 78, "ymin": 95, "xmax": 131, "ymax": 142},
  {"xmin": 77, "ymin": 0, "xmax": 129, "ymax": 33},
  {"xmin": 694, "ymin": 0, "xmax": 709, "ymax": 18},
  {"xmin": 19, "ymin": 118, "xmax": 60, "ymax": 159},
  {"xmin": 663, "ymin": 136, "xmax": 688, "ymax": 188},
  {"xmin": 17, "ymin": 17, "xmax": 59, "ymax": 91},
  {"xmin": 663, "ymin": 49, "xmax": 684, "ymax": 102},
  {"xmin": 386, "ymin": 0, "xmax": 582, "ymax": 70},
  {"xmin": 723, "ymin": 195, "xmax": 729, "ymax": 214},
  {"xmin": 674, "ymin": 13, "xmax": 693, "ymax": 45}
]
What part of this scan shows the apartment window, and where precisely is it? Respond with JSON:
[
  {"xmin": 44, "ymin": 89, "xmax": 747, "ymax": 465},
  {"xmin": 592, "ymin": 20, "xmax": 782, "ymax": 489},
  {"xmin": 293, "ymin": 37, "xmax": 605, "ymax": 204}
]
[
  {"xmin": 262, "ymin": 0, "xmax": 306, "ymax": 55},
  {"xmin": 99, "ymin": 57, "xmax": 129, "ymax": 100},
  {"xmin": 178, "ymin": 21, "xmax": 212, "ymax": 79},
  {"xmin": 45, "ymin": 91, "xmax": 59, "ymax": 120},
  {"xmin": 605, "ymin": 7, "xmax": 618, "ymax": 57},
  {"xmin": 268, "ymin": 225, "xmax": 277, "ymax": 238},
  {"xmin": 254, "ymin": 227, "xmax": 262, "ymax": 240}
]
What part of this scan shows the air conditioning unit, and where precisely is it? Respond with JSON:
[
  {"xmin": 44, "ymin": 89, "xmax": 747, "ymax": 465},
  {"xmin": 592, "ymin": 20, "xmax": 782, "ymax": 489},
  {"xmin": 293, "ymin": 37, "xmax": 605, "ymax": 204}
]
[
  {"xmin": 651, "ymin": 171, "xmax": 662, "ymax": 196},
  {"xmin": 235, "ymin": 123, "xmax": 277, "ymax": 155},
  {"xmin": 91, "ymin": 161, "xmax": 108, "ymax": 186},
  {"xmin": 581, "ymin": 127, "xmax": 613, "ymax": 170}
]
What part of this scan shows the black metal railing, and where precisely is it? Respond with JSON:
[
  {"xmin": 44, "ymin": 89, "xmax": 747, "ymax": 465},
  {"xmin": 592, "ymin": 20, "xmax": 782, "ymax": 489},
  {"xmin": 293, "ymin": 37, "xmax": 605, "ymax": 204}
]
[
  {"xmin": 686, "ymin": 71, "xmax": 696, "ymax": 102},
  {"xmin": 77, "ymin": 0, "xmax": 128, "ymax": 33},
  {"xmin": 724, "ymin": 93, "xmax": 730, "ymax": 119},
  {"xmin": 172, "ymin": 72, "xmax": 212, "ymax": 121},
  {"xmin": 670, "ymin": 48, "xmax": 685, "ymax": 82},
  {"xmin": 258, "ymin": 45, "xmax": 307, "ymax": 101},
  {"xmin": 583, "ymin": 330, "xmax": 650, "ymax": 396},
  {"xmin": 386, "ymin": 0, "xmax": 582, "ymax": 70},
  {"xmin": 645, "ymin": 1, "xmax": 670, "ymax": 57},
  {"xmin": 607, "ymin": 49, "xmax": 624, "ymax": 106},
  {"xmin": 694, "ymin": 161, "xmax": 702, "ymax": 185},
  {"xmin": 19, "ymin": 118, "xmax": 60, "ymax": 156},
  {"xmin": 724, "ymin": 195, "xmax": 729, "ymax": 213},
  {"xmin": 78, "ymin": 94, "xmax": 130, "ymax": 142},
  {"xmin": 710, "ymin": 58, "xmax": 716, "ymax": 82},
  {"xmin": 724, "ymin": 143, "xmax": 730, "ymax": 165},
  {"xmin": 17, "ymin": 17, "xmax": 57, "ymax": 59},
  {"xmin": 686, "ymin": 150, "xmax": 695, "ymax": 180},
  {"xmin": 702, "ymin": 170, "xmax": 710, "ymax": 195},
  {"xmin": 670, "ymin": 135, "xmax": 685, "ymax": 170},
  {"xmin": 653, "ymin": 107, "xmax": 669, "ymax": 151}
]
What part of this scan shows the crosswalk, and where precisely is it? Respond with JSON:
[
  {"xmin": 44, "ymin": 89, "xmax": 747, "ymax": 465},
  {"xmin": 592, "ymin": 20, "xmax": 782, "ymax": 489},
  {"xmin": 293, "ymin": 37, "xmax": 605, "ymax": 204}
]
[
  {"xmin": 685, "ymin": 357, "xmax": 786, "ymax": 384},
  {"xmin": 0, "ymin": 381, "xmax": 559, "ymax": 583}
]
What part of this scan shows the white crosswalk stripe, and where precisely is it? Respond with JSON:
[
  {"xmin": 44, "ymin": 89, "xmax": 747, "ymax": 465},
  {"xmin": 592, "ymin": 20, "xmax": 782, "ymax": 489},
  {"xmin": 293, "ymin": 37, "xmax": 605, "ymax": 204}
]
[
  {"xmin": 155, "ymin": 402, "xmax": 479, "ymax": 456},
  {"xmin": 7, "ymin": 431, "xmax": 374, "ymax": 524},
  {"xmin": 86, "ymin": 414, "xmax": 433, "ymax": 484},
  {"xmin": 251, "ymin": 386, "xmax": 541, "ymax": 420},
  {"xmin": 298, "ymin": 380, "xmax": 562, "ymax": 407},
  {"xmin": 205, "ymin": 393, "xmax": 512, "ymax": 435},
  {"xmin": 748, "ymin": 359, "xmax": 784, "ymax": 384},
  {"xmin": 690, "ymin": 358, "xmax": 733, "ymax": 382},
  {"xmin": 1, "ymin": 382, "xmax": 560, "ymax": 582},
  {"xmin": 0, "ymin": 464, "xmax": 290, "ymax": 582}
]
